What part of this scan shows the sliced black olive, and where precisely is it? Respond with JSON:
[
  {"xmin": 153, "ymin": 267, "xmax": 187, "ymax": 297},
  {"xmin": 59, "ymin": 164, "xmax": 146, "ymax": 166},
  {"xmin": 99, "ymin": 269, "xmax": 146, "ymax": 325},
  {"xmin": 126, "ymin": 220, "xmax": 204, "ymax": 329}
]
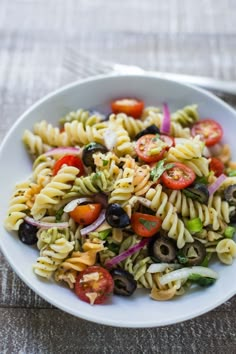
[
  {"xmin": 148, "ymin": 234, "xmax": 177, "ymax": 262},
  {"xmin": 183, "ymin": 183, "xmax": 209, "ymax": 204},
  {"xmin": 18, "ymin": 221, "xmax": 38, "ymax": 245},
  {"xmin": 134, "ymin": 125, "xmax": 160, "ymax": 140},
  {"xmin": 224, "ymin": 184, "xmax": 236, "ymax": 205},
  {"xmin": 105, "ymin": 203, "xmax": 130, "ymax": 228},
  {"xmin": 82, "ymin": 142, "xmax": 108, "ymax": 168},
  {"xmin": 110, "ymin": 268, "xmax": 137, "ymax": 296},
  {"xmin": 181, "ymin": 240, "xmax": 206, "ymax": 266}
]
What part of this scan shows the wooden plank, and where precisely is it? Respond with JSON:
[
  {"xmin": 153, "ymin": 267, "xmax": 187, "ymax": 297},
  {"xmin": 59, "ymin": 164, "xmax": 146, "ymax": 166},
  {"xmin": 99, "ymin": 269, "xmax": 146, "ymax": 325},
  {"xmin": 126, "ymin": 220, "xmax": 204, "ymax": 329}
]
[{"xmin": 0, "ymin": 307, "xmax": 236, "ymax": 354}]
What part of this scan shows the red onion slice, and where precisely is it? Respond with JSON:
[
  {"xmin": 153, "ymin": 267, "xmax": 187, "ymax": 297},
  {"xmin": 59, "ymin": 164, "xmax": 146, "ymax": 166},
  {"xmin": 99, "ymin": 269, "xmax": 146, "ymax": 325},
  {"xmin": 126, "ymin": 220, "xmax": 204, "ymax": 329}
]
[
  {"xmin": 44, "ymin": 147, "xmax": 80, "ymax": 157},
  {"xmin": 63, "ymin": 197, "xmax": 93, "ymax": 213},
  {"xmin": 208, "ymin": 174, "xmax": 227, "ymax": 195},
  {"xmin": 24, "ymin": 216, "xmax": 69, "ymax": 229},
  {"xmin": 93, "ymin": 193, "xmax": 108, "ymax": 208},
  {"xmin": 104, "ymin": 129, "xmax": 117, "ymax": 150},
  {"xmin": 160, "ymin": 103, "xmax": 171, "ymax": 135},
  {"xmin": 105, "ymin": 238, "xmax": 149, "ymax": 268},
  {"xmin": 80, "ymin": 209, "xmax": 106, "ymax": 236}
]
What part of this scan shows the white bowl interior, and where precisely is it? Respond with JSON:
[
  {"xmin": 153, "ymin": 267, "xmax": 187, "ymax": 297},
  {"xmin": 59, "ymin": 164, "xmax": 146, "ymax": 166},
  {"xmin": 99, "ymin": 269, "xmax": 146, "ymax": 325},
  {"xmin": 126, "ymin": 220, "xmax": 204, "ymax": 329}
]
[{"xmin": 0, "ymin": 74, "xmax": 236, "ymax": 327}]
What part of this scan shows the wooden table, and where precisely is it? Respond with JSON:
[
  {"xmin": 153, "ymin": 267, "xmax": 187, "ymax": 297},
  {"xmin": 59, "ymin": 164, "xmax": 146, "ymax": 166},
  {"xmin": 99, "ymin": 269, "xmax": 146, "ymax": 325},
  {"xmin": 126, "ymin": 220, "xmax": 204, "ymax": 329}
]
[{"xmin": 1, "ymin": 1, "xmax": 236, "ymax": 352}]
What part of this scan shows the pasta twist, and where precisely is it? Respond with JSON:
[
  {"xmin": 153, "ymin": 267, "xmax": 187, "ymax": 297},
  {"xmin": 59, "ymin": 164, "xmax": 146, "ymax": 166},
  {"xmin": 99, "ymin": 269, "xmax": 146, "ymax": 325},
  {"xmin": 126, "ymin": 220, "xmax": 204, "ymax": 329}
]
[
  {"xmin": 4, "ymin": 181, "xmax": 31, "ymax": 231},
  {"xmin": 216, "ymin": 239, "xmax": 236, "ymax": 264},
  {"xmin": 171, "ymin": 105, "xmax": 199, "ymax": 127},
  {"xmin": 208, "ymin": 195, "xmax": 235, "ymax": 224},
  {"xmin": 133, "ymin": 165, "xmax": 153, "ymax": 196},
  {"xmin": 32, "ymin": 156, "xmax": 55, "ymax": 187},
  {"xmin": 166, "ymin": 136, "xmax": 203, "ymax": 161},
  {"xmin": 111, "ymin": 113, "xmax": 146, "ymax": 139},
  {"xmin": 22, "ymin": 130, "xmax": 51, "ymax": 157},
  {"xmin": 64, "ymin": 121, "xmax": 108, "ymax": 145},
  {"xmin": 142, "ymin": 107, "xmax": 191, "ymax": 138},
  {"xmin": 59, "ymin": 239, "xmax": 104, "ymax": 272},
  {"xmin": 36, "ymin": 227, "xmax": 70, "ymax": 250},
  {"xmin": 54, "ymin": 268, "xmax": 77, "ymax": 288},
  {"xmin": 183, "ymin": 157, "xmax": 209, "ymax": 176},
  {"xmin": 168, "ymin": 190, "xmax": 221, "ymax": 230},
  {"xmin": 145, "ymin": 185, "xmax": 193, "ymax": 248},
  {"xmin": 108, "ymin": 116, "xmax": 135, "ymax": 156},
  {"xmin": 59, "ymin": 109, "xmax": 101, "ymax": 126},
  {"xmin": 69, "ymin": 170, "xmax": 113, "ymax": 198},
  {"xmin": 31, "ymin": 166, "xmax": 79, "ymax": 219},
  {"xmin": 33, "ymin": 237, "xmax": 74, "ymax": 278},
  {"xmin": 109, "ymin": 167, "xmax": 134, "ymax": 204},
  {"xmin": 33, "ymin": 120, "xmax": 70, "ymax": 147},
  {"xmin": 94, "ymin": 151, "xmax": 121, "ymax": 179}
]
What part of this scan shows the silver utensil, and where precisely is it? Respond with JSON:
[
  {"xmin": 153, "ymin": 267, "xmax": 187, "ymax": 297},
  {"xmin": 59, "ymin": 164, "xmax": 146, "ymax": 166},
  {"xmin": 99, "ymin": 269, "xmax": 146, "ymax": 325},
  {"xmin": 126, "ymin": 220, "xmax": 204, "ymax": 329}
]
[{"xmin": 64, "ymin": 49, "xmax": 236, "ymax": 101}]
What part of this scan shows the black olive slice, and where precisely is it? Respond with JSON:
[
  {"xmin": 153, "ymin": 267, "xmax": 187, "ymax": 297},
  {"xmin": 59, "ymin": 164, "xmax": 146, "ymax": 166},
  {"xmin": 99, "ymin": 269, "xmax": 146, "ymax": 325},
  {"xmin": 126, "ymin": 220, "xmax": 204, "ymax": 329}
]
[
  {"xmin": 183, "ymin": 183, "xmax": 209, "ymax": 204},
  {"xmin": 148, "ymin": 234, "xmax": 177, "ymax": 262},
  {"xmin": 134, "ymin": 125, "xmax": 160, "ymax": 140},
  {"xmin": 110, "ymin": 268, "xmax": 137, "ymax": 296},
  {"xmin": 224, "ymin": 184, "xmax": 236, "ymax": 205},
  {"xmin": 181, "ymin": 240, "xmax": 206, "ymax": 266},
  {"xmin": 105, "ymin": 204, "xmax": 130, "ymax": 228},
  {"xmin": 18, "ymin": 221, "xmax": 38, "ymax": 245},
  {"xmin": 82, "ymin": 142, "xmax": 108, "ymax": 168}
]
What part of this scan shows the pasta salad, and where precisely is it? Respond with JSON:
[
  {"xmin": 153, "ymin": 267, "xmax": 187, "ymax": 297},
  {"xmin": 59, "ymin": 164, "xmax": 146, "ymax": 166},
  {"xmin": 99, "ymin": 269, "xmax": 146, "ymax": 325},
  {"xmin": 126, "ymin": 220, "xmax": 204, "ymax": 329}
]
[{"xmin": 5, "ymin": 98, "xmax": 236, "ymax": 304}]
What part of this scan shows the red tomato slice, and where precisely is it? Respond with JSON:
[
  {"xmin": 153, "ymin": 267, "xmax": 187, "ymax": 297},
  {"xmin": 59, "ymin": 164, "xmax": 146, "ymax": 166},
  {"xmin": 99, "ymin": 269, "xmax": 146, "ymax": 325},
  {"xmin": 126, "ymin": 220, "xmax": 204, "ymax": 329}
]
[
  {"xmin": 69, "ymin": 203, "xmax": 102, "ymax": 225},
  {"xmin": 111, "ymin": 98, "xmax": 144, "ymax": 119},
  {"xmin": 75, "ymin": 266, "xmax": 114, "ymax": 305},
  {"xmin": 209, "ymin": 157, "xmax": 224, "ymax": 177},
  {"xmin": 161, "ymin": 162, "xmax": 196, "ymax": 189},
  {"xmin": 53, "ymin": 155, "xmax": 85, "ymax": 176},
  {"xmin": 131, "ymin": 213, "xmax": 162, "ymax": 237},
  {"xmin": 191, "ymin": 119, "xmax": 223, "ymax": 147},
  {"xmin": 135, "ymin": 134, "xmax": 168, "ymax": 163}
]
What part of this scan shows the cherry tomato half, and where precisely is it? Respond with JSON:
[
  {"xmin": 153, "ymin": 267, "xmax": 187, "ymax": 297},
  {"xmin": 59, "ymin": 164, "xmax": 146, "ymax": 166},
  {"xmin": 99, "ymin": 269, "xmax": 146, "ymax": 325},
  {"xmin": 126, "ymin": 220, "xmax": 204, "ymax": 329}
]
[
  {"xmin": 135, "ymin": 134, "xmax": 168, "ymax": 163},
  {"xmin": 111, "ymin": 98, "xmax": 144, "ymax": 119},
  {"xmin": 53, "ymin": 155, "xmax": 85, "ymax": 176},
  {"xmin": 69, "ymin": 203, "xmax": 102, "ymax": 225},
  {"xmin": 209, "ymin": 157, "xmax": 224, "ymax": 177},
  {"xmin": 131, "ymin": 213, "xmax": 162, "ymax": 237},
  {"xmin": 191, "ymin": 119, "xmax": 223, "ymax": 147},
  {"xmin": 75, "ymin": 266, "xmax": 114, "ymax": 305},
  {"xmin": 161, "ymin": 162, "xmax": 196, "ymax": 190}
]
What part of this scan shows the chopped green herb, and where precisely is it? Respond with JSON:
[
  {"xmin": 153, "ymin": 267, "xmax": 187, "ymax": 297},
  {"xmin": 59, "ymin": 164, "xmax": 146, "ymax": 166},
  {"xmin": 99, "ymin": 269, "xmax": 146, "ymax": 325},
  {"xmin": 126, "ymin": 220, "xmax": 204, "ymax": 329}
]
[
  {"xmin": 55, "ymin": 207, "xmax": 64, "ymax": 222},
  {"xmin": 107, "ymin": 243, "xmax": 120, "ymax": 254},
  {"xmin": 188, "ymin": 274, "xmax": 216, "ymax": 286},
  {"xmin": 103, "ymin": 159, "xmax": 108, "ymax": 166},
  {"xmin": 185, "ymin": 218, "xmax": 203, "ymax": 233},
  {"xmin": 194, "ymin": 176, "xmax": 209, "ymax": 185},
  {"xmin": 139, "ymin": 218, "xmax": 157, "ymax": 231},
  {"xmin": 150, "ymin": 159, "xmax": 174, "ymax": 182},
  {"xmin": 177, "ymin": 252, "xmax": 188, "ymax": 264},
  {"xmin": 224, "ymin": 226, "xmax": 235, "ymax": 239}
]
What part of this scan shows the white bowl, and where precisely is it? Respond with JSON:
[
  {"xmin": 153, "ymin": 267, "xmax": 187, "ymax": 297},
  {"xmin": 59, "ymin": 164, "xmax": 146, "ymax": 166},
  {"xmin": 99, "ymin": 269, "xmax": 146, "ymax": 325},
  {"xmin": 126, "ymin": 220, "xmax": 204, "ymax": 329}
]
[{"xmin": 1, "ymin": 74, "xmax": 236, "ymax": 328}]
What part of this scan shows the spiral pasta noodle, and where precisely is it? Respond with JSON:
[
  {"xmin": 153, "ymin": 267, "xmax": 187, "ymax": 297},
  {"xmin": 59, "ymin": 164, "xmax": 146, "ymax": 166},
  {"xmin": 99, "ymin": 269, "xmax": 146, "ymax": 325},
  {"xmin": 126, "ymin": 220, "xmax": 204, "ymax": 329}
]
[
  {"xmin": 33, "ymin": 237, "xmax": 74, "ymax": 278},
  {"xmin": 216, "ymin": 239, "xmax": 236, "ymax": 265},
  {"xmin": 59, "ymin": 109, "xmax": 102, "ymax": 126},
  {"xmin": 31, "ymin": 166, "xmax": 79, "ymax": 219},
  {"xmin": 34, "ymin": 120, "xmax": 71, "ymax": 147},
  {"xmin": 4, "ymin": 181, "xmax": 31, "ymax": 231},
  {"xmin": 22, "ymin": 130, "xmax": 51, "ymax": 157},
  {"xmin": 171, "ymin": 104, "xmax": 199, "ymax": 127}
]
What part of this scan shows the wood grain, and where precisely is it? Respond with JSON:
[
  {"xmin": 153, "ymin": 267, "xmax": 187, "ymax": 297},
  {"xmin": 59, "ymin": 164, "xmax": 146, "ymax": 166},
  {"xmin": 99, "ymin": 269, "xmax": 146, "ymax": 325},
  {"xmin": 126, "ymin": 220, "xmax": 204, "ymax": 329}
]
[{"xmin": 1, "ymin": 0, "xmax": 236, "ymax": 352}]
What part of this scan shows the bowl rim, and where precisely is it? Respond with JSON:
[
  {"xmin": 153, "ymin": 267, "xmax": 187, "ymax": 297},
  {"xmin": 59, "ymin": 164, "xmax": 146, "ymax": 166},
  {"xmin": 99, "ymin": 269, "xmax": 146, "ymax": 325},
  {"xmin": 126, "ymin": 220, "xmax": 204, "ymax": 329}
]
[{"xmin": 1, "ymin": 73, "xmax": 236, "ymax": 328}]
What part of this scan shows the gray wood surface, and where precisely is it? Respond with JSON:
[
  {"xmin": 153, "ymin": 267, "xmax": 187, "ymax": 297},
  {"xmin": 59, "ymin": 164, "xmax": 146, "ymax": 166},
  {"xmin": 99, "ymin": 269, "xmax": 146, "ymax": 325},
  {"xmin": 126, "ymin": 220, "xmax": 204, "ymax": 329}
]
[{"xmin": 1, "ymin": 0, "xmax": 236, "ymax": 353}]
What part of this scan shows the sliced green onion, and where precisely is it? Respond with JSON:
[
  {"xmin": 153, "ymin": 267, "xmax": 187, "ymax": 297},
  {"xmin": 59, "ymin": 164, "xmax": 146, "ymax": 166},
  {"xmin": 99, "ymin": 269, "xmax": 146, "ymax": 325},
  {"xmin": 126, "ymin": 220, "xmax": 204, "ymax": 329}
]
[
  {"xmin": 201, "ymin": 253, "xmax": 212, "ymax": 267},
  {"xmin": 188, "ymin": 274, "xmax": 216, "ymax": 286},
  {"xmin": 185, "ymin": 218, "xmax": 203, "ymax": 233},
  {"xmin": 98, "ymin": 229, "xmax": 112, "ymax": 240},
  {"xmin": 224, "ymin": 226, "xmax": 235, "ymax": 239},
  {"xmin": 228, "ymin": 170, "xmax": 236, "ymax": 177}
]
